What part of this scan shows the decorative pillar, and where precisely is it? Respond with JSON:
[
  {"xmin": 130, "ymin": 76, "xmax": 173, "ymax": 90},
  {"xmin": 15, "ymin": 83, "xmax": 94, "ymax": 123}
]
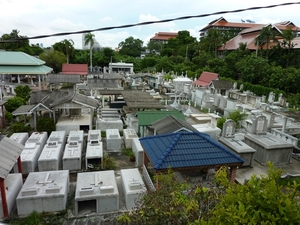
[
  {"xmin": 0, "ymin": 178, "xmax": 8, "ymax": 218},
  {"xmin": 17, "ymin": 157, "xmax": 23, "ymax": 180},
  {"xmin": 229, "ymin": 166, "xmax": 237, "ymax": 183}
]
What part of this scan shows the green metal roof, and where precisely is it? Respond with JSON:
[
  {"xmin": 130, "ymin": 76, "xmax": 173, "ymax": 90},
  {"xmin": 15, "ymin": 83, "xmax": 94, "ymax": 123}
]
[
  {"xmin": 137, "ymin": 110, "xmax": 185, "ymax": 126},
  {"xmin": 0, "ymin": 51, "xmax": 46, "ymax": 66},
  {"xmin": 0, "ymin": 65, "xmax": 52, "ymax": 74}
]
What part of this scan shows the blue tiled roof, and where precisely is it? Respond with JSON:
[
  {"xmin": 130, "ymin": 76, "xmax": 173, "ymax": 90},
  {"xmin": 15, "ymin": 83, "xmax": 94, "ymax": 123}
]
[{"xmin": 139, "ymin": 132, "xmax": 244, "ymax": 170}]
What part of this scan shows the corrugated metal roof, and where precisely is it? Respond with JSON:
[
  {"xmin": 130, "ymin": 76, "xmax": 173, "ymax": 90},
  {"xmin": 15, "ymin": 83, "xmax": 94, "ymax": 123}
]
[
  {"xmin": 47, "ymin": 74, "xmax": 81, "ymax": 83},
  {"xmin": 0, "ymin": 134, "xmax": 24, "ymax": 179},
  {"xmin": 193, "ymin": 71, "xmax": 219, "ymax": 87},
  {"xmin": 0, "ymin": 65, "xmax": 52, "ymax": 74},
  {"xmin": 73, "ymin": 93, "xmax": 99, "ymax": 109},
  {"xmin": 152, "ymin": 115, "xmax": 198, "ymax": 134},
  {"xmin": 139, "ymin": 132, "xmax": 244, "ymax": 170},
  {"xmin": 0, "ymin": 51, "xmax": 46, "ymax": 66},
  {"xmin": 62, "ymin": 64, "xmax": 88, "ymax": 75},
  {"xmin": 87, "ymin": 79, "xmax": 120, "ymax": 89},
  {"xmin": 210, "ymin": 80, "xmax": 233, "ymax": 90},
  {"xmin": 137, "ymin": 110, "xmax": 185, "ymax": 126},
  {"xmin": 12, "ymin": 103, "xmax": 52, "ymax": 116}
]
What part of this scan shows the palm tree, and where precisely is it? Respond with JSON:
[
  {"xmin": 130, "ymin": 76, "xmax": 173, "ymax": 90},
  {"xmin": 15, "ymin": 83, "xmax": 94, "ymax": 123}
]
[
  {"xmin": 281, "ymin": 29, "xmax": 297, "ymax": 67},
  {"xmin": 61, "ymin": 39, "xmax": 74, "ymax": 64},
  {"xmin": 255, "ymin": 25, "xmax": 279, "ymax": 58},
  {"xmin": 84, "ymin": 33, "xmax": 95, "ymax": 71}
]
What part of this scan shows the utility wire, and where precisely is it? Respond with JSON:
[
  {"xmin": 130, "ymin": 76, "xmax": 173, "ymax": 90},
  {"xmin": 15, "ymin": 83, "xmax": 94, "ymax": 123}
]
[{"xmin": 1, "ymin": 2, "xmax": 300, "ymax": 42}]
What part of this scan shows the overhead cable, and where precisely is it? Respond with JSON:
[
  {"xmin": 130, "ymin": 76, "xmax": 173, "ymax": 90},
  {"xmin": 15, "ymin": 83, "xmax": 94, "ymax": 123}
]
[{"xmin": 1, "ymin": 2, "xmax": 300, "ymax": 42}]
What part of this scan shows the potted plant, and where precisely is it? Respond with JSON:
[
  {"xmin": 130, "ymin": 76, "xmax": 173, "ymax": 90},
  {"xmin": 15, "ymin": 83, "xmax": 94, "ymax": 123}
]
[
  {"xmin": 123, "ymin": 148, "xmax": 135, "ymax": 162},
  {"xmin": 128, "ymin": 150, "xmax": 135, "ymax": 162}
]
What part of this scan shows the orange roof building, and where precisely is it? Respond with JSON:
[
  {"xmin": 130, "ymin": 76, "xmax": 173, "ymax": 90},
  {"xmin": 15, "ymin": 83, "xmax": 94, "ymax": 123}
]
[{"xmin": 150, "ymin": 32, "xmax": 178, "ymax": 42}]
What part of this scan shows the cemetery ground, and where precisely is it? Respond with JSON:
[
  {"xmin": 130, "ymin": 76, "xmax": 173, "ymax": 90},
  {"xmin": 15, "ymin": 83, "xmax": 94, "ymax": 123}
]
[{"xmin": 6, "ymin": 139, "xmax": 138, "ymax": 225}]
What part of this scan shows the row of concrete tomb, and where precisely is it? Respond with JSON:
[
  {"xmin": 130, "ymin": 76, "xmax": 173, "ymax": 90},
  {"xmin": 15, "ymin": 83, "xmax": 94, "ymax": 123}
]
[
  {"xmin": 10, "ymin": 128, "xmax": 142, "ymax": 175},
  {"xmin": 1, "ymin": 168, "xmax": 146, "ymax": 217}
]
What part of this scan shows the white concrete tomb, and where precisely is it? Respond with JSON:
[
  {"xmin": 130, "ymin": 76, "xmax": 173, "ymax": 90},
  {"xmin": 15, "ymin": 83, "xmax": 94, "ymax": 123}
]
[
  {"xmin": 38, "ymin": 141, "xmax": 64, "ymax": 171},
  {"xmin": 106, "ymin": 129, "xmax": 121, "ymax": 151},
  {"xmin": 0, "ymin": 173, "xmax": 23, "ymax": 218},
  {"xmin": 120, "ymin": 168, "xmax": 147, "ymax": 210},
  {"xmin": 16, "ymin": 170, "xmax": 69, "ymax": 216},
  {"xmin": 62, "ymin": 141, "xmax": 83, "ymax": 171},
  {"xmin": 123, "ymin": 129, "xmax": 138, "ymax": 149},
  {"xmin": 75, "ymin": 170, "xmax": 119, "ymax": 214}
]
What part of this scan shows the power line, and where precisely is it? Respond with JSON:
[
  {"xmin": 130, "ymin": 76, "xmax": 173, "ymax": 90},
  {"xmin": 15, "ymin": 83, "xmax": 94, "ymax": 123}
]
[{"xmin": 1, "ymin": 2, "xmax": 300, "ymax": 42}]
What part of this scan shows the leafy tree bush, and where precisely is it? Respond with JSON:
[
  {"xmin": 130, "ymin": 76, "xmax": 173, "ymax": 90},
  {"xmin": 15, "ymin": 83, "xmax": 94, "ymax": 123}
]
[
  {"xmin": 118, "ymin": 169, "xmax": 220, "ymax": 224},
  {"xmin": 208, "ymin": 162, "xmax": 300, "ymax": 224},
  {"xmin": 5, "ymin": 111, "xmax": 13, "ymax": 124},
  {"xmin": 15, "ymin": 85, "xmax": 31, "ymax": 103},
  {"xmin": 36, "ymin": 118, "xmax": 55, "ymax": 135},
  {"xmin": 4, "ymin": 97, "xmax": 25, "ymax": 113},
  {"xmin": 9, "ymin": 122, "xmax": 32, "ymax": 133}
]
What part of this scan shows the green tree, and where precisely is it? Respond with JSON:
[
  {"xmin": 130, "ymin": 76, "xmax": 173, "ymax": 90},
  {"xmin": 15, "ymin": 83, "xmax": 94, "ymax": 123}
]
[
  {"xmin": 84, "ymin": 33, "xmax": 95, "ymax": 71},
  {"xmin": 36, "ymin": 118, "xmax": 55, "ymax": 135},
  {"xmin": 255, "ymin": 25, "xmax": 279, "ymax": 58},
  {"xmin": 4, "ymin": 97, "xmax": 25, "ymax": 113},
  {"xmin": 209, "ymin": 162, "xmax": 300, "ymax": 224},
  {"xmin": 15, "ymin": 85, "xmax": 31, "ymax": 103},
  {"xmin": 0, "ymin": 29, "xmax": 29, "ymax": 51},
  {"xmin": 53, "ymin": 39, "xmax": 75, "ymax": 64},
  {"xmin": 39, "ymin": 49, "xmax": 66, "ymax": 73},
  {"xmin": 118, "ymin": 36, "xmax": 144, "ymax": 57},
  {"xmin": 281, "ymin": 29, "xmax": 297, "ymax": 67},
  {"xmin": 235, "ymin": 54, "xmax": 270, "ymax": 84}
]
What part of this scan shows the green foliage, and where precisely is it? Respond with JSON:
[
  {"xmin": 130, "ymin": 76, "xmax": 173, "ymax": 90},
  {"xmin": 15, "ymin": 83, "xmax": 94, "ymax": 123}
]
[
  {"xmin": 15, "ymin": 85, "xmax": 31, "ymax": 102},
  {"xmin": 209, "ymin": 162, "xmax": 300, "ymax": 225},
  {"xmin": 36, "ymin": 118, "xmax": 55, "ymax": 135},
  {"xmin": 101, "ymin": 155, "xmax": 116, "ymax": 170},
  {"xmin": 118, "ymin": 36, "xmax": 144, "ymax": 57},
  {"xmin": 5, "ymin": 111, "xmax": 13, "ymax": 124},
  {"xmin": 39, "ymin": 49, "xmax": 66, "ymax": 73},
  {"xmin": 23, "ymin": 211, "xmax": 41, "ymax": 225},
  {"xmin": 118, "ymin": 169, "xmax": 219, "ymax": 224},
  {"xmin": 9, "ymin": 122, "xmax": 32, "ymax": 133},
  {"xmin": 4, "ymin": 96, "xmax": 25, "ymax": 113},
  {"xmin": 217, "ymin": 109, "xmax": 247, "ymax": 130}
]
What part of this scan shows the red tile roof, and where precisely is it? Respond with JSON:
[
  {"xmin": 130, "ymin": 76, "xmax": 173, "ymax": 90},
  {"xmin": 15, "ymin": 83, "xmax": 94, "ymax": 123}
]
[
  {"xmin": 150, "ymin": 32, "xmax": 178, "ymax": 41},
  {"xmin": 62, "ymin": 64, "xmax": 88, "ymax": 75},
  {"xmin": 200, "ymin": 17, "xmax": 261, "ymax": 32},
  {"xmin": 193, "ymin": 71, "xmax": 219, "ymax": 87},
  {"xmin": 218, "ymin": 23, "xmax": 300, "ymax": 51}
]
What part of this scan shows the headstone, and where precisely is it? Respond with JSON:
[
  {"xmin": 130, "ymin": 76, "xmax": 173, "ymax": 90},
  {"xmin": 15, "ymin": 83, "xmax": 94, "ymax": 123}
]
[
  {"xmin": 268, "ymin": 92, "xmax": 274, "ymax": 104},
  {"xmin": 222, "ymin": 119, "xmax": 236, "ymax": 138}
]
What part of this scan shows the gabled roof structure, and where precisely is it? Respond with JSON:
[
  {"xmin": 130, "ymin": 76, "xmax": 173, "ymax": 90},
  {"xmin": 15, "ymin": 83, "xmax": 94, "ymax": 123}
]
[
  {"xmin": 150, "ymin": 32, "xmax": 178, "ymax": 41},
  {"xmin": 209, "ymin": 80, "xmax": 233, "ymax": 90},
  {"xmin": 137, "ymin": 110, "xmax": 185, "ymax": 137},
  {"xmin": 151, "ymin": 115, "xmax": 198, "ymax": 134},
  {"xmin": 50, "ymin": 92, "xmax": 99, "ymax": 109},
  {"xmin": 47, "ymin": 74, "xmax": 81, "ymax": 84},
  {"xmin": 140, "ymin": 132, "xmax": 244, "ymax": 171},
  {"xmin": 0, "ymin": 134, "xmax": 24, "ymax": 179},
  {"xmin": 199, "ymin": 17, "xmax": 260, "ymax": 35},
  {"xmin": 62, "ymin": 64, "xmax": 88, "ymax": 75},
  {"xmin": 122, "ymin": 90, "xmax": 165, "ymax": 110},
  {"xmin": 12, "ymin": 103, "xmax": 52, "ymax": 116},
  {"xmin": 0, "ymin": 51, "xmax": 52, "ymax": 74},
  {"xmin": 193, "ymin": 71, "xmax": 219, "ymax": 87},
  {"xmin": 218, "ymin": 22, "xmax": 300, "ymax": 51},
  {"xmin": 137, "ymin": 111, "xmax": 185, "ymax": 127}
]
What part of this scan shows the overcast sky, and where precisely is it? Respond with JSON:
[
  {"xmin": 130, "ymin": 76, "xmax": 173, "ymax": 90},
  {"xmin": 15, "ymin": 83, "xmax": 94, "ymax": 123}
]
[{"xmin": 1, "ymin": 0, "xmax": 300, "ymax": 50}]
